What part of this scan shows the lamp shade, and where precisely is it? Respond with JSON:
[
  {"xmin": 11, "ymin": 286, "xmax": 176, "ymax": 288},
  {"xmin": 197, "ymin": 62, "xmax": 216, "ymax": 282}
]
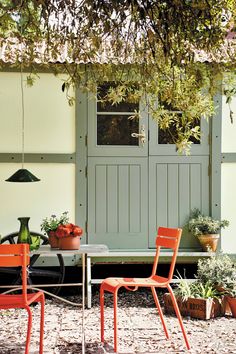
[{"xmin": 5, "ymin": 168, "xmax": 40, "ymax": 182}]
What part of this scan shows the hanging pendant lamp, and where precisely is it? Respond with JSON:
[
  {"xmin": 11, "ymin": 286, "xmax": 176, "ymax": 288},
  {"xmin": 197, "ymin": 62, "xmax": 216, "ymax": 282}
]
[
  {"xmin": 6, "ymin": 26, "xmax": 40, "ymax": 182},
  {"xmin": 6, "ymin": 168, "xmax": 40, "ymax": 182}
]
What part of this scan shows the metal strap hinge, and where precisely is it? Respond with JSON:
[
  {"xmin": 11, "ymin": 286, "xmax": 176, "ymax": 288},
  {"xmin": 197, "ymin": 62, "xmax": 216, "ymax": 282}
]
[
  {"xmin": 208, "ymin": 164, "xmax": 211, "ymax": 176},
  {"xmin": 208, "ymin": 134, "xmax": 211, "ymax": 146}
]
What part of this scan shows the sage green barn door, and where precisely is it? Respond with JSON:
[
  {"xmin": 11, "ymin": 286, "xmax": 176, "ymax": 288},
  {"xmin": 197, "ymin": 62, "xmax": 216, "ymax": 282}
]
[
  {"xmin": 87, "ymin": 87, "xmax": 149, "ymax": 249},
  {"xmin": 87, "ymin": 87, "xmax": 210, "ymax": 250}
]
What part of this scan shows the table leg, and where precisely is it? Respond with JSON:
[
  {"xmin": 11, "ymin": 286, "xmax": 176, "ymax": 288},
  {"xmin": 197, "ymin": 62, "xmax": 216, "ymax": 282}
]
[
  {"xmin": 86, "ymin": 256, "xmax": 92, "ymax": 308},
  {"xmin": 82, "ymin": 253, "xmax": 85, "ymax": 354}
]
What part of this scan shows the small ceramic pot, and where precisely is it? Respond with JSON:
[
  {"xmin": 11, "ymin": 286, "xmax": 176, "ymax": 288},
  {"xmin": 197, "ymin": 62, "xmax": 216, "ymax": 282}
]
[
  {"xmin": 197, "ymin": 234, "xmax": 219, "ymax": 252},
  {"xmin": 59, "ymin": 236, "xmax": 80, "ymax": 250},
  {"xmin": 48, "ymin": 232, "xmax": 59, "ymax": 248}
]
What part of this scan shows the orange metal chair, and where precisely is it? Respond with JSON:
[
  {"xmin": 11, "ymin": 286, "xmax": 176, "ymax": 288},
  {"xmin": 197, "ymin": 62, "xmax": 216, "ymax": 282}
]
[
  {"xmin": 0, "ymin": 244, "xmax": 45, "ymax": 354},
  {"xmin": 100, "ymin": 227, "xmax": 190, "ymax": 352}
]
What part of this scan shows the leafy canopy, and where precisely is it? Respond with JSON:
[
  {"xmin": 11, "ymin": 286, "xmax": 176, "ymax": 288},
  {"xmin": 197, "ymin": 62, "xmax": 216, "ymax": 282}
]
[{"xmin": 1, "ymin": 0, "xmax": 236, "ymax": 153}]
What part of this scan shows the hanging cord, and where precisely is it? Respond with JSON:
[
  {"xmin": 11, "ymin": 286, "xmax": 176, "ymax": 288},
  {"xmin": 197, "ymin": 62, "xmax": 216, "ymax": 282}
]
[
  {"xmin": 20, "ymin": 60, "xmax": 25, "ymax": 169},
  {"xmin": 19, "ymin": 0, "xmax": 25, "ymax": 169}
]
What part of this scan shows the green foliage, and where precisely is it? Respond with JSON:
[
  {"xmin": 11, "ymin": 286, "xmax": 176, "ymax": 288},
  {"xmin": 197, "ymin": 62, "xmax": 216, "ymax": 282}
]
[
  {"xmin": 0, "ymin": 1, "xmax": 236, "ymax": 153},
  {"xmin": 196, "ymin": 254, "xmax": 236, "ymax": 290},
  {"xmin": 174, "ymin": 278, "xmax": 221, "ymax": 301},
  {"xmin": 187, "ymin": 208, "xmax": 229, "ymax": 236},
  {"xmin": 190, "ymin": 281, "xmax": 221, "ymax": 299},
  {"xmin": 175, "ymin": 253, "xmax": 236, "ymax": 300},
  {"xmin": 40, "ymin": 211, "xmax": 69, "ymax": 234},
  {"xmin": 174, "ymin": 278, "xmax": 193, "ymax": 301}
]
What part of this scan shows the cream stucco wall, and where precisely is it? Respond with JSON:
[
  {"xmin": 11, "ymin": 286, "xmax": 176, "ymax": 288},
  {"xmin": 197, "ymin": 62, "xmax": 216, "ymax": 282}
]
[
  {"xmin": 0, "ymin": 163, "xmax": 75, "ymax": 237},
  {"xmin": 0, "ymin": 72, "xmax": 76, "ymax": 237},
  {"xmin": 0, "ymin": 72, "xmax": 75, "ymax": 153},
  {"xmin": 221, "ymin": 95, "xmax": 236, "ymax": 253}
]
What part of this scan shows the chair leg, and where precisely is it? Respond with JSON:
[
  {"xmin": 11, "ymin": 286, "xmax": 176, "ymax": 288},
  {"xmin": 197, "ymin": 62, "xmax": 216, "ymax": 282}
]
[
  {"xmin": 39, "ymin": 295, "xmax": 45, "ymax": 354},
  {"xmin": 100, "ymin": 286, "xmax": 105, "ymax": 343},
  {"xmin": 25, "ymin": 306, "xmax": 32, "ymax": 354},
  {"xmin": 151, "ymin": 287, "xmax": 169, "ymax": 339},
  {"xmin": 114, "ymin": 290, "xmax": 118, "ymax": 353},
  {"xmin": 167, "ymin": 284, "xmax": 191, "ymax": 350}
]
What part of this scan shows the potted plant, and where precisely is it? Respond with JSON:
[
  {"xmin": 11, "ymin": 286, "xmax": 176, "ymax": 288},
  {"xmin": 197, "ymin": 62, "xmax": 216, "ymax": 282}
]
[
  {"xmin": 40, "ymin": 212, "xmax": 83, "ymax": 249},
  {"xmin": 186, "ymin": 209, "xmax": 229, "ymax": 252},
  {"xmin": 164, "ymin": 276, "xmax": 223, "ymax": 319},
  {"xmin": 56, "ymin": 222, "xmax": 83, "ymax": 250}
]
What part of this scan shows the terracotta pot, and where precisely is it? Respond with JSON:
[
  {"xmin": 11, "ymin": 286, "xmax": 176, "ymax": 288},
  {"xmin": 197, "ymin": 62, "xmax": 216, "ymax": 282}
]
[
  {"xmin": 226, "ymin": 296, "xmax": 236, "ymax": 317},
  {"xmin": 48, "ymin": 233, "xmax": 59, "ymax": 248},
  {"xmin": 59, "ymin": 236, "xmax": 80, "ymax": 250},
  {"xmin": 222, "ymin": 295, "xmax": 232, "ymax": 315},
  {"xmin": 197, "ymin": 234, "xmax": 219, "ymax": 252}
]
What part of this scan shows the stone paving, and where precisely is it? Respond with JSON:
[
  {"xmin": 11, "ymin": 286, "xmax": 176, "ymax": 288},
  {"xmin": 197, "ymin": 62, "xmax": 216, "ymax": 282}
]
[{"xmin": 0, "ymin": 290, "xmax": 236, "ymax": 353}]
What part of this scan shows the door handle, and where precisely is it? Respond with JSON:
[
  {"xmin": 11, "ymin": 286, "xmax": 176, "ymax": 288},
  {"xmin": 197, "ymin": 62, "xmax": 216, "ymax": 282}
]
[{"xmin": 131, "ymin": 125, "xmax": 146, "ymax": 146}]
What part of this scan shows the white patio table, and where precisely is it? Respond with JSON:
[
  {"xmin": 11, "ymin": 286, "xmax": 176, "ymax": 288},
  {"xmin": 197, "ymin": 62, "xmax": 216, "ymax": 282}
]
[{"xmin": 1, "ymin": 243, "xmax": 109, "ymax": 354}]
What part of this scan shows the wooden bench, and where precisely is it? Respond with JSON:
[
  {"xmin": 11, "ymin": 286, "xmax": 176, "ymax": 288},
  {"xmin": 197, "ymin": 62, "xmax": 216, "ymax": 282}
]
[{"xmin": 86, "ymin": 250, "xmax": 212, "ymax": 308}]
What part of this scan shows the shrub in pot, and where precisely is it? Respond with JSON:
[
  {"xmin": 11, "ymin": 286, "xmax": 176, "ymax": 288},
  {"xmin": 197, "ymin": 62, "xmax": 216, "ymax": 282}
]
[
  {"xmin": 196, "ymin": 254, "xmax": 236, "ymax": 290},
  {"xmin": 186, "ymin": 209, "xmax": 229, "ymax": 251},
  {"xmin": 196, "ymin": 254, "xmax": 236, "ymax": 316}
]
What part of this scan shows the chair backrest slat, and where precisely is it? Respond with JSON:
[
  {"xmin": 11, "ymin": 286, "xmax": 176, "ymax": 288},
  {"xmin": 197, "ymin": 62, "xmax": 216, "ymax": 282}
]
[
  {"xmin": 156, "ymin": 226, "xmax": 181, "ymax": 249},
  {"xmin": 0, "ymin": 244, "xmax": 30, "ymax": 267},
  {"xmin": 0, "ymin": 255, "xmax": 25, "ymax": 267},
  {"xmin": 156, "ymin": 236, "xmax": 177, "ymax": 249}
]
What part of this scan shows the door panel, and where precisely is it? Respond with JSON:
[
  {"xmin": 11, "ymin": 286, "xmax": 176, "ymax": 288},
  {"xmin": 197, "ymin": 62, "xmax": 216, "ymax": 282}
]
[
  {"xmin": 88, "ymin": 157, "xmax": 148, "ymax": 248},
  {"xmin": 149, "ymin": 156, "xmax": 209, "ymax": 249}
]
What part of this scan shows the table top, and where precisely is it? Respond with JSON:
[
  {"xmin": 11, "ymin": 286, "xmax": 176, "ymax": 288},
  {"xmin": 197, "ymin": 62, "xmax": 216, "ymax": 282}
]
[{"xmin": 31, "ymin": 244, "xmax": 109, "ymax": 255}]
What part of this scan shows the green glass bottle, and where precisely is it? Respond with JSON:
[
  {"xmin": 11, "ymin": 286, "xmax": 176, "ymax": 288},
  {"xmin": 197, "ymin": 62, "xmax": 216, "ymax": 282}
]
[{"xmin": 17, "ymin": 217, "xmax": 32, "ymax": 245}]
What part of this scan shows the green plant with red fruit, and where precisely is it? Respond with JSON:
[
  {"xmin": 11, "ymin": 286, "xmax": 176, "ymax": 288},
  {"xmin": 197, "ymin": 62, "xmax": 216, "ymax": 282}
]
[
  {"xmin": 41, "ymin": 212, "xmax": 83, "ymax": 238},
  {"xmin": 55, "ymin": 223, "xmax": 83, "ymax": 238}
]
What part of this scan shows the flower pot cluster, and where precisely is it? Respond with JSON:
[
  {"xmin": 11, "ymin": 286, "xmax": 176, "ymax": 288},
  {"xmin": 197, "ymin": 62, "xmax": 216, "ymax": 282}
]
[
  {"xmin": 41, "ymin": 212, "xmax": 83, "ymax": 250},
  {"xmin": 164, "ymin": 254, "xmax": 236, "ymax": 320}
]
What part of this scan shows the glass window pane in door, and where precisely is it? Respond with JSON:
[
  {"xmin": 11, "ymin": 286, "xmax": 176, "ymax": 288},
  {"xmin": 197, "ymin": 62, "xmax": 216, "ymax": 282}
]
[{"xmin": 97, "ymin": 114, "xmax": 139, "ymax": 146}]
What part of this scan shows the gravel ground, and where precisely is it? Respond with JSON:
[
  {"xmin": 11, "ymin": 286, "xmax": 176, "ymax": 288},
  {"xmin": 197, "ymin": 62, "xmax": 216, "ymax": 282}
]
[{"xmin": 0, "ymin": 289, "xmax": 236, "ymax": 354}]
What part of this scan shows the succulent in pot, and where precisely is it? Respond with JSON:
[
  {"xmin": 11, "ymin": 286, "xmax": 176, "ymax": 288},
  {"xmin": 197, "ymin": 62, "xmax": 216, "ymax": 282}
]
[{"xmin": 186, "ymin": 208, "xmax": 229, "ymax": 252}]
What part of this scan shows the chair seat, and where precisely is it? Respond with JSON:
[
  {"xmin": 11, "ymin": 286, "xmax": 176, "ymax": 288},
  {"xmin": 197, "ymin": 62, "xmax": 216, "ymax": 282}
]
[
  {"xmin": 0, "ymin": 291, "xmax": 43, "ymax": 308},
  {"xmin": 101, "ymin": 275, "xmax": 169, "ymax": 292}
]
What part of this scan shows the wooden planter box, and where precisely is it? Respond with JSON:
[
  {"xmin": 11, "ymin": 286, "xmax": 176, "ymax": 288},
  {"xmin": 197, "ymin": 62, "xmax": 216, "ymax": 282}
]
[{"xmin": 163, "ymin": 293, "xmax": 223, "ymax": 320}]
